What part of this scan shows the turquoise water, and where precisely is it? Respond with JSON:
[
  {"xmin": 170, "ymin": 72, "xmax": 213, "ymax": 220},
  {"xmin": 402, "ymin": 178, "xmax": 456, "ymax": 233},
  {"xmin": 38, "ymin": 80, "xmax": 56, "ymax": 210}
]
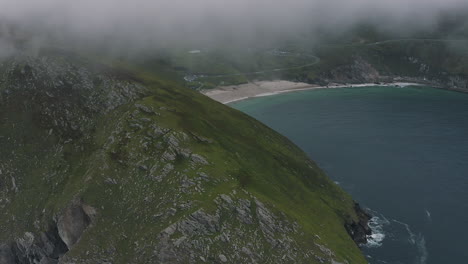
[{"xmin": 232, "ymin": 86, "xmax": 468, "ymax": 264}]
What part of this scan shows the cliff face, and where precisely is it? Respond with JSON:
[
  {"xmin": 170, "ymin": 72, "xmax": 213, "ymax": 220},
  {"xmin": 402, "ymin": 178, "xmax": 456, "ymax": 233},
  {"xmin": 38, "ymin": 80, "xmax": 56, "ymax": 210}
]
[
  {"xmin": 317, "ymin": 56, "xmax": 381, "ymax": 85},
  {"xmin": 305, "ymin": 41, "xmax": 468, "ymax": 93},
  {"xmin": 345, "ymin": 204, "xmax": 372, "ymax": 245},
  {"xmin": 312, "ymin": 55, "xmax": 468, "ymax": 93},
  {"xmin": 0, "ymin": 52, "xmax": 368, "ymax": 263}
]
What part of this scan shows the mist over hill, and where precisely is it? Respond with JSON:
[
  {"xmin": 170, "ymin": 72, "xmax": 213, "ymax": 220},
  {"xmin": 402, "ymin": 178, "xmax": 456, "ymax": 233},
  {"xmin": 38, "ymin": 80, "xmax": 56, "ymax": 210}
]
[{"xmin": 1, "ymin": 0, "xmax": 468, "ymax": 56}]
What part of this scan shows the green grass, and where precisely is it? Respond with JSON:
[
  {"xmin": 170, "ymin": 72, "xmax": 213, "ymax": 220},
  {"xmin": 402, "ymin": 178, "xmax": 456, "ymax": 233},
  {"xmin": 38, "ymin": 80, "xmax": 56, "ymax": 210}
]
[{"xmin": 0, "ymin": 52, "xmax": 366, "ymax": 263}]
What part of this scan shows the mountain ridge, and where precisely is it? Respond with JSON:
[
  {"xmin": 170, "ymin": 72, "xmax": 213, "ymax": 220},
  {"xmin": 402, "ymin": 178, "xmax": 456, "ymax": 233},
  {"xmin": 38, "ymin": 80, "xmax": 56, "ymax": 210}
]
[{"xmin": 0, "ymin": 52, "xmax": 369, "ymax": 263}]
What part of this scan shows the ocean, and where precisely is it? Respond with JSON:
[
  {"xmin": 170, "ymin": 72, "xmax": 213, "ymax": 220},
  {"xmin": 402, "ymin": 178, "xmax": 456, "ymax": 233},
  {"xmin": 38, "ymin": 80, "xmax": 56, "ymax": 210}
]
[{"xmin": 231, "ymin": 86, "xmax": 468, "ymax": 264}]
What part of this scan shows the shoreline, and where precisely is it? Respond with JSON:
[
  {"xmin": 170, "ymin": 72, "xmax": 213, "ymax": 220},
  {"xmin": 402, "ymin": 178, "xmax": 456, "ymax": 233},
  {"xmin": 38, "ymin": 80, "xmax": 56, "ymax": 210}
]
[{"xmin": 201, "ymin": 81, "xmax": 426, "ymax": 104}]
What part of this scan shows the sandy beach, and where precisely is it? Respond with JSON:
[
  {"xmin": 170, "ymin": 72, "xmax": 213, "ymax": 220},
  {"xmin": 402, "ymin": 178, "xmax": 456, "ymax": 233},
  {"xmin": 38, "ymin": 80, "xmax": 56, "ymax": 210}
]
[{"xmin": 201, "ymin": 80, "xmax": 424, "ymax": 104}]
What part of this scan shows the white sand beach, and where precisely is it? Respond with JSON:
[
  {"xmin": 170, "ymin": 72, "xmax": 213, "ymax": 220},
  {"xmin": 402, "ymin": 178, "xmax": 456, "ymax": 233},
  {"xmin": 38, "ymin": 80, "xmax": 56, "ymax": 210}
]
[{"xmin": 202, "ymin": 80, "xmax": 424, "ymax": 104}]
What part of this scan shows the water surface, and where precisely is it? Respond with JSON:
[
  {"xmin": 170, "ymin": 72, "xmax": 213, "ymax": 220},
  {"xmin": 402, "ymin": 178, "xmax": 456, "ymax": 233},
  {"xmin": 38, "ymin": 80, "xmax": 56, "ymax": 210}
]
[{"xmin": 232, "ymin": 86, "xmax": 468, "ymax": 264}]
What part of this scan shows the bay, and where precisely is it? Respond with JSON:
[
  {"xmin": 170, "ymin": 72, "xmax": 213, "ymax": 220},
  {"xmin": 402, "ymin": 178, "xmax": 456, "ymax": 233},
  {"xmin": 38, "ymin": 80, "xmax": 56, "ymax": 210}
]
[{"xmin": 232, "ymin": 86, "xmax": 468, "ymax": 264}]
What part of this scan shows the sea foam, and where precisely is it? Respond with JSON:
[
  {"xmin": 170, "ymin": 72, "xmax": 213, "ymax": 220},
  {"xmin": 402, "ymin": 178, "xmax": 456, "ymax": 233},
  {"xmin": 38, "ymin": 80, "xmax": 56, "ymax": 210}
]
[{"xmin": 364, "ymin": 214, "xmax": 390, "ymax": 248}]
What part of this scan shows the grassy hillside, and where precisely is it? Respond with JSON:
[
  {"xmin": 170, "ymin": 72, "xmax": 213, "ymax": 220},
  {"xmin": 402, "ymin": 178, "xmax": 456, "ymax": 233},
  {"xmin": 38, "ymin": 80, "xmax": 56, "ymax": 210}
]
[{"xmin": 0, "ymin": 50, "xmax": 367, "ymax": 263}]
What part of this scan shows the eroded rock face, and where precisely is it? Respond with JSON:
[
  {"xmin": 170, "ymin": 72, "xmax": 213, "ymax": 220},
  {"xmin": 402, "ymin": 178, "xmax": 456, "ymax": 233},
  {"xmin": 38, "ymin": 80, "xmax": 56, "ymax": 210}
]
[
  {"xmin": 0, "ymin": 200, "xmax": 94, "ymax": 264},
  {"xmin": 447, "ymin": 75, "xmax": 468, "ymax": 91},
  {"xmin": 345, "ymin": 203, "xmax": 372, "ymax": 245},
  {"xmin": 57, "ymin": 201, "xmax": 95, "ymax": 249},
  {"xmin": 150, "ymin": 193, "xmax": 323, "ymax": 264},
  {"xmin": 0, "ymin": 56, "xmax": 147, "ymax": 142},
  {"xmin": 318, "ymin": 56, "xmax": 381, "ymax": 84},
  {"xmin": 315, "ymin": 55, "xmax": 468, "ymax": 94},
  {"xmin": 0, "ymin": 227, "xmax": 67, "ymax": 264},
  {"xmin": 0, "ymin": 244, "xmax": 14, "ymax": 264}
]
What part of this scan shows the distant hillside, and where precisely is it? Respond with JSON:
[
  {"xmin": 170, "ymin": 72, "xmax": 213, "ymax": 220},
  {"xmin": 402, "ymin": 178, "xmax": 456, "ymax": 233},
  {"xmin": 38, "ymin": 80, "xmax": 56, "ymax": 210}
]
[
  {"xmin": 135, "ymin": 12, "xmax": 468, "ymax": 92},
  {"xmin": 288, "ymin": 39, "xmax": 468, "ymax": 93}
]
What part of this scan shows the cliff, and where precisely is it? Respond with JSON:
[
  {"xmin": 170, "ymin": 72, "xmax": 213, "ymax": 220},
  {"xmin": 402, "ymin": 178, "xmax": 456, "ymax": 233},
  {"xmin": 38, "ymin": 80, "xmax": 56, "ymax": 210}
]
[{"xmin": 299, "ymin": 40, "xmax": 468, "ymax": 93}]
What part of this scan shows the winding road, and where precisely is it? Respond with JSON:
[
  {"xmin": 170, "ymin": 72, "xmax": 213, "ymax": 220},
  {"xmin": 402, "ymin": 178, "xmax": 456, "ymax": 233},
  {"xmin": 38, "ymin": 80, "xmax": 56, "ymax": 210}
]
[{"xmin": 190, "ymin": 52, "xmax": 321, "ymax": 80}]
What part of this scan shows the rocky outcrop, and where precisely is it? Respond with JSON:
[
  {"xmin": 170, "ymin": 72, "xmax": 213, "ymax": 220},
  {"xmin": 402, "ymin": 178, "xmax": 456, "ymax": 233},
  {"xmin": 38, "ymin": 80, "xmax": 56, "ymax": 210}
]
[
  {"xmin": 57, "ymin": 200, "xmax": 96, "ymax": 250},
  {"xmin": 446, "ymin": 75, "xmax": 468, "ymax": 92},
  {"xmin": 0, "ymin": 201, "xmax": 94, "ymax": 264},
  {"xmin": 345, "ymin": 204, "xmax": 372, "ymax": 245},
  {"xmin": 0, "ymin": 244, "xmax": 15, "ymax": 264},
  {"xmin": 149, "ymin": 193, "xmax": 336, "ymax": 264},
  {"xmin": 316, "ymin": 56, "xmax": 381, "ymax": 84},
  {"xmin": 307, "ymin": 55, "xmax": 468, "ymax": 94},
  {"xmin": 0, "ymin": 55, "xmax": 147, "ymax": 142}
]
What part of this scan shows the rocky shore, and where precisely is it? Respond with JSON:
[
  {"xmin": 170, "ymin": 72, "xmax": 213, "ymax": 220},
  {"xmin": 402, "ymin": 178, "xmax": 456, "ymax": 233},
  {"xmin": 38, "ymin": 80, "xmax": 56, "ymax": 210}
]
[{"xmin": 345, "ymin": 204, "xmax": 372, "ymax": 245}]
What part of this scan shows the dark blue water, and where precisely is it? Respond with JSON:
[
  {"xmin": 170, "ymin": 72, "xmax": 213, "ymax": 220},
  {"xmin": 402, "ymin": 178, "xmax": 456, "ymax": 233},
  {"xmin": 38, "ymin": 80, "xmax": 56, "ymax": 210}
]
[{"xmin": 232, "ymin": 86, "xmax": 468, "ymax": 264}]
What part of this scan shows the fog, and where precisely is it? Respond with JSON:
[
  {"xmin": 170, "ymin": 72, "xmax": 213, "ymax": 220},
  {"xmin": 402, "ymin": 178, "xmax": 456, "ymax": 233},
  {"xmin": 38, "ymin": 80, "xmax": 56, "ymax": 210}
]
[{"xmin": 1, "ymin": 0, "xmax": 467, "ymax": 55}]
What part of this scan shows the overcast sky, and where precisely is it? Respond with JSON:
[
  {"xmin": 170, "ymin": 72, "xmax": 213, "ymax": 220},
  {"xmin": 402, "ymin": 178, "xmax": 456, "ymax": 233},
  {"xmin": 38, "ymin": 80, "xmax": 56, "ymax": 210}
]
[{"xmin": 0, "ymin": 0, "xmax": 467, "ymax": 54}]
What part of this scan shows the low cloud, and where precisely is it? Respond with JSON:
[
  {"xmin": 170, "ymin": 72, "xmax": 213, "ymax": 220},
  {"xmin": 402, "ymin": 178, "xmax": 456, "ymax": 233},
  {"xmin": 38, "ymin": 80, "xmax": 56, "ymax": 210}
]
[{"xmin": 0, "ymin": 0, "xmax": 467, "ymax": 54}]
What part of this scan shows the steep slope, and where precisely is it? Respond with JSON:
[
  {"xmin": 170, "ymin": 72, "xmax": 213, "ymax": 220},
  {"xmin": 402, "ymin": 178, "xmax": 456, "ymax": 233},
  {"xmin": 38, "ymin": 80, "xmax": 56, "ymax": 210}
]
[
  {"xmin": 280, "ymin": 40, "xmax": 468, "ymax": 93},
  {"xmin": 0, "ymin": 51, "xmax": 368, "ymax": 264}
]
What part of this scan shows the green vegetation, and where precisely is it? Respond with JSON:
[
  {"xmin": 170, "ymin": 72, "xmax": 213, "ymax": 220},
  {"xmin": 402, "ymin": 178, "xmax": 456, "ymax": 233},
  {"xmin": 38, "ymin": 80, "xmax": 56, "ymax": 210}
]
[
  {"xmin": 166, "ymin": 39, "xmax": 468, "ymax": 88},
  {"xmin": 0, "ymin": 51, "xmax": 366, "ymax": 263},
  {"xmin": 133, "ymin": 47, "xmax": 320, "ymax": 89},
  {"xmin": 135, "ymin": 21, "xmax": 468, "ymax": 90}
]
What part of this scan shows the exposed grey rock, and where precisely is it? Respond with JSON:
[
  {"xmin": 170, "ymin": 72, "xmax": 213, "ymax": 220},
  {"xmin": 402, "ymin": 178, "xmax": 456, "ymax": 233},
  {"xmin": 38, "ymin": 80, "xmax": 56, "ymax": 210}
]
[
  {"xmin": 317, "ymin": 56, "xmax": 380, "ymax": 84},
  {"xmin": 10, "ymin": 177, "xmax": 17, "ymax": 193},
  {"xmin": 190, "ymin": 154, "xmax": 209, "ymax": 165},
  {"xmin": 0, "ymin": 243, "xmax": 14, "ymax": 264},
  {"xmin": 314, "ymin": 243, "xmax": 334, "ymax": 258},
  {"xmin": 135, "ymin": 104, "xmax": 154, "ymax": 114},
  {"xmin": 166, "ymin": 134, "xmax": 180, "ymax": 148},
  {"xmin": 197, "ymin": 172, "xmax": 210, "ymax": 181},
  {"xmin": 1, "ymin": 222, "xmax": 69, "ymax": 264},
  {"xmin": 160, "ymin": 163, "xmax": 174, "ymax": 178},
  {"xmin": 177, "ymin": 210, "xmax": 220, "ymax": 235},
  {"xmin": 57, "ymin": 201, "xmax": 94, "ymax": 249},
  {"xmin": 236, "ymin": 199, "xmax": 253, "ymax": 225},
  {"xmin": 344, "ymin": 203, "xmax": 371, "ymax": 245},
  {"xmin": 161, "ymin": 149, "xmax": 177, "ymax": 162},
  {"xmin": 255, "ymin": 198, "xmax": 277, "ymax": 241},
  {"xmin": 191, "ymin": 134, "xmax": 214, "ymax": 144},
  {"xmin": 218, "ymin": 254, "xmax": 227, "ymax": 262},
  {"xmin": 129, "ymin": 122, "xmax": 143, "ymax": 130},
  {"xmin": 448, "ymin": 75, "xmax": 468, "ymax": 91},
  {"xmin": 241, "ymin": 246, "xmax": 255, "ymax": 259},
  {"xmin": 138, "ymin": 164, "xmax": 148, "ymax": 171},
  {"xmin": 104, "ymin": 178, "xmax": 117, "ymax": 185},
  {"xmin": 332, "ymin": 260, "xmax": 345, "ymax": 264},
  {"xmin": 147, "ymin": 193, "xmax": 325, "ymax": 263},
  {"xmin": 219, "ymin": 194, "xmax": 233, "ymax": 205}
]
